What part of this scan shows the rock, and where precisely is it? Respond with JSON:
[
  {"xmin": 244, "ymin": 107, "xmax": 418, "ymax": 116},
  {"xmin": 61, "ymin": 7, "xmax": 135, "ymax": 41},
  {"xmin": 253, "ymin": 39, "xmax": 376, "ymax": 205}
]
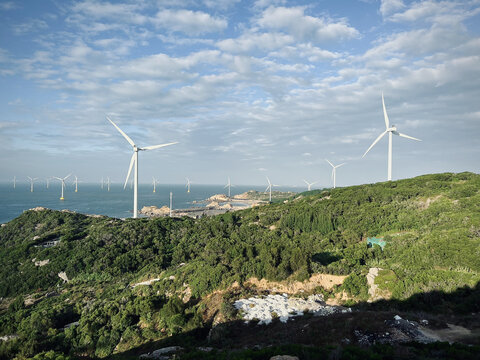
[
  {"xmin": 58, "ymin": 272, "xmax": 69, "ymax": 283},
  {"xmin": 394, "ymin": 315, "xmax": 402, "ymax": 321},
  {"xmin": 208, "ymin": 194, "xmax": 229, "ymax": 202},
  {"xmin": 206, "ymin": 201, "xmax": 219, "ymax": 209},
  {"xmin": 29, "ymin": 207, "xmax": 47, "ymax": 212},
  {"xmin": 270, "ymin": 356, "xmax": 299, "ymax": 360},
  {"xmin": 197, "ymin": 347, "xmax": 214, "ymax": 352},
  {"xmin": 140, "ymin": 206, "xmax": 170, "ymax": 217},
  {"xmin": 139, "ymin": 346, "xmax": 183, "ymax": 359},
  {"xmin": 33, "ymin": 259, "xmax": 49, "ymax": 267}
]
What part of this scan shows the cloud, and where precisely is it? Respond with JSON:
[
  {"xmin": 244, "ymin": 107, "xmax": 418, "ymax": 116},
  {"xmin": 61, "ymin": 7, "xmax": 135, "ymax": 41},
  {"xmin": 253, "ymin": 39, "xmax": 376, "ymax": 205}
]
[
  {"xmin": 257, "ymin": 6, "xmax": 359, "ymax": 43},
  {"xmin": 153, "ymin": 9, "xmax": 227, "ymax": 35},
  {"xmin": 379, "ymin": 0, "xmax": 405, "ymax": 17},
  {"xmin": 12, "ymin": 19, "xmax": 48, "ymax": 35},
  {"xmin": 0, "ymin": 1, "xmax": 19, "ymax": 11},
  {"xmin": 217, "ymin": 32, "xmax": 294, "ymax": 53},
  {"xmin": 71, "ymin": 0, "xmax": 147, "ymax": 24}
]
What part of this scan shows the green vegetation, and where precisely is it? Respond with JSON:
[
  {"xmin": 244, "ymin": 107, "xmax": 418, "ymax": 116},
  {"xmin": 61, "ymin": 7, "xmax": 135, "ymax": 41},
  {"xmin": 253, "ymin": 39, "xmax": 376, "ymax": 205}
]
[{"xmin": 0, "ymin": 172, "xmax": 479, "ymax": 359}]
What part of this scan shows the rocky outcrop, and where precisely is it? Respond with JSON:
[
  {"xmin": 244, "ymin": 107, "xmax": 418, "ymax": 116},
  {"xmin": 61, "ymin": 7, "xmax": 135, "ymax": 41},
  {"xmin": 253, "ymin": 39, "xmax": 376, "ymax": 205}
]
[
  {"xmin": 139, "ymin": 346, "xmax": 183, "ymax": 359},
  {"xmin": 58, "ymin": 272, "xmax": 69, "ymax": 283},
  {"xmin": 234, "ymin": 293, "xmax": 351, "ymax": 325},
  {"xmin": 140, "ymin": 206, "xmax": 170, "ymax": 217},
  {"xmin": 207, "ymin": 194, "xmax": 229, "ymax": 202},
  {"xmin": 32, "ymin": 258, "xmax": 49, "ymax": 267}
]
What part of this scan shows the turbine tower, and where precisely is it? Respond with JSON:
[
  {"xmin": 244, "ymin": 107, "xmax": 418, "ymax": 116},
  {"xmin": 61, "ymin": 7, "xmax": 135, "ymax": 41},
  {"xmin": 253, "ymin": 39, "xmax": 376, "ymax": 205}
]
[
  {"xmin": 265, "ymin": 176, "xmax": 279, "ymax": 202},
  {"xmin": 185, "ymin": 177, "xmax": 191, "ymax": 193},
  {"xmin": 107, "ymin": 177, "xmax": 110, "ymax": 192},
  {"xmin": 152, "ymin": 176, "xmax": 158, "ymax": 193},
  {"xmin": 303, "ymin": 179, "xmax": 317, "ymax": 191},
  {"xmin": 46, "ymin": 177, "xmax": 50, "ymax": 189},
  {"xmin": 27, "ymin": 177, "xmax": 38, "ymax": 192},
  {"xmin": 325, "ymin": 160, "xmax": 345, "ymax": 189},
  {"xmin": 13, "ymin": 176, "xmax": 16, "ymax": 189},
  {"xmin": 107, "ymin": 116, "xmax": 178, "ymax": 218},
  {"xmin": 363, "ymin": 93, "xmax": 421, "ymax": 181},
  {"xmin": 101, "ymin": 177, "xmax": 104, "ymax": 190},
  {"xmin": 74, "ymin": 176, "xmax": 79, "ymax": 192},
  {"xmin": 224, "ymin": 177, "xmax": 234, "ymax": 198},
  {"xmin": 53, "ymin": 174, "xmax": 71, "ymax": 200}
]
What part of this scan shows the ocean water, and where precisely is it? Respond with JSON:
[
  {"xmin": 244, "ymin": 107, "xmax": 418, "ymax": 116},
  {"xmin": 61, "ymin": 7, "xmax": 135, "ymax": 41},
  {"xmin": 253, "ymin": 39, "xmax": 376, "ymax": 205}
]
[{"xmin": 0, "ymin": 183, "xmax": 299, "ymax": 224}]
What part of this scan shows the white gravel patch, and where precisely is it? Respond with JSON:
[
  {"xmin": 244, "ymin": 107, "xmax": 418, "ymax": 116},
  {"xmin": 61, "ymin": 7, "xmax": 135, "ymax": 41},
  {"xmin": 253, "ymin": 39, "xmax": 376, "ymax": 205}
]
[{"xmin": 234, "ymin": 293, "xmax": 350, "ymax": 325}]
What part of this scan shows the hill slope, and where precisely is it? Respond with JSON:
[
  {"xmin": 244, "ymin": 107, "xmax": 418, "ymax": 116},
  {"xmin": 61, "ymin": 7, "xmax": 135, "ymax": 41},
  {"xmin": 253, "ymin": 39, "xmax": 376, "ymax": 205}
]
[{"xmin": 0, "ymin": 172, "xmax": 479, "ymax": 359}]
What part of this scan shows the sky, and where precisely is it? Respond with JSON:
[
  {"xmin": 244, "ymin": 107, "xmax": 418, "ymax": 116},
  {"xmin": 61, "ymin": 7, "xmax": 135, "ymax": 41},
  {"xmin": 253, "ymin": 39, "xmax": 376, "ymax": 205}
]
[{"xmin": 0, "ymin": 0, "xmax": 479, "ymax": 188}]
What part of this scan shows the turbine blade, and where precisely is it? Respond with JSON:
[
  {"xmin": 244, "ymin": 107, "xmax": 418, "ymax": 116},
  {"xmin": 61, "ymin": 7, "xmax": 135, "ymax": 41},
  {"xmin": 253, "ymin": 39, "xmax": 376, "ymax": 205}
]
[
  {"xmin": 123, "ymin": 153, "xmax": 135, "ymax": 189},
  {"xmin": 325, "ymin": 159, "xmax": 334, "ymax": 168},
  {"xmin": 266, "ymin": 176, "xmax": 271, "ymax": 185},
  {"xmin": 142, "ymin": 142, "xmax": 178, "ymax": 151},
  {"xmin": 382, "ymin": 92, "xmax": 390, "ymax": 129},
  {"xmin": 362, "ymin": 130, "xmax": 388, "ymax": 157},
  {"xmin": 53, "ymin": 177, "xmax": 62, "ymax": 181},
  {"xmin": 396, "ymin": 132, "xmax": 421, "ymax": 141},
  {"xmin": 64, "ymin": 173, "xmax": 71, "ymax": 180},
  {"xmin": 336, "ymin": 163, "xmax": 346, "ymax": 168},
  {"xmin": 265, "ymin": 185, "xmax": 270, "ymax": 192},
  {"xmin": 107, "ymin": 116, "xmax": 135, "ymax": 147},
  {"xmin": 303, "ymin": 179, "xmax": 309, "ymax": 185}
]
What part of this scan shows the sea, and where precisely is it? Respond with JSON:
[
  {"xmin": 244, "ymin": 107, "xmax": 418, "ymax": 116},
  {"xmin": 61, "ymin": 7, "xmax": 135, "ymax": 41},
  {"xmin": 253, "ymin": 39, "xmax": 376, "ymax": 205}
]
[{"xmin": 0, "ymin": 183, "xmax": 299, "ymax": 224}]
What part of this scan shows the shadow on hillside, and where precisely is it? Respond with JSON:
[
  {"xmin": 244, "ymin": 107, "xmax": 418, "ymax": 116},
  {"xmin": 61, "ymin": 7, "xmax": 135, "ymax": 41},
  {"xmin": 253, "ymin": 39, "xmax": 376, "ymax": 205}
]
[
  {"xmin": 109, "ymin": 282, "xmax": 480, "ymax": 359},
  {"xmin": 311, "ymin": 252, "xmax": 342, "ymax": 266}
]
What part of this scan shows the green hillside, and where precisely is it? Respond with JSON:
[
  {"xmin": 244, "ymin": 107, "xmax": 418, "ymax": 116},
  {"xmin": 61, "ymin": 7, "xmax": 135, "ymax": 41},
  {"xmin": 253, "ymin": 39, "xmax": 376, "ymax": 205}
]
[{"xmin": 0, "ymin": 172, "xmax": 479, "ymax": 359}]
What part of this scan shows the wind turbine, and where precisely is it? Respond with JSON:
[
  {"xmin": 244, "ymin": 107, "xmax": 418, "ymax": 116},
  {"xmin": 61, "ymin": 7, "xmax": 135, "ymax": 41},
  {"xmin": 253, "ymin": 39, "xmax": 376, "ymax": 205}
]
[
  {"xmin": 185, "ymin": 177, "xmax": 191, "ymax": 193},
  {"xmin": 106, "ymin": 177, "xmax": 110, "ymax": 192},
  {"xmin": 74, "ymin": 176, "xmax": 79, "ymax": 192},
  {"xmin": 27, "ymin": 177, "xmax": 38, "ymax": 192},
  {"xmin": 46, "ymin": 177, "xmax": 51, "ymax": 189},
  {"xmin": 13, "ymin": 176, "xmax": 16, "ymax": 189},
  {"xmin": 224, "ymin": 177, "xmax": 234, "ymax": 198},
  {"xmin": 152, "ymin": 176, "xmax": 158, "ymax": 193},
  {"xmin": 53, "ymin": 174, "xmax": 71, "ymax": 200},
  {"xmin": 363, "ymin": 93, "xmax": 421, "ymax": 181},
  {"xmin": 303, "ymin": 179, "xmax": 317, "ymax": 191},
  {"xmin": 265, "ymin": 176, "xmax": 279, "ymax": 202},
  {"xmin": 325, "ymin": 160, "xmax": 345, "ymax": 189},
  {"xmin": 107, "ymin": 116, "xmax": 178, "ymax": 218}
]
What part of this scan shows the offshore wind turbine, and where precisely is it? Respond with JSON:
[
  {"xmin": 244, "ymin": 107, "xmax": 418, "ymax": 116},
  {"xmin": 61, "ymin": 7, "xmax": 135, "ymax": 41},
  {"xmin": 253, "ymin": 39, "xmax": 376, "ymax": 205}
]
[
  {"xmin": 107, "ymin": 116, "xmax": 178, "ymax": 218},
  {"xmin": 101, "ymin": 177, "xmax": 104, "ymax": 190},
  {"xmin": 325, "ymin": 160, "xmax": 345, "ymax": 189},
  {"xmin": 152, "ymin": 176, "xmax": 158, "ymax": 193},
  {"xmin": 303, "ymin": 179, "xmax": 317, "ymax": 191},
  {"xmin": 46, "ymin": 177, "xmax": 51, "ymax": 189},
  {"xmin": 13, "ymin": 176, "xmax": 16, "ymax": 189},
  {"xmin": 224, "ymin": 177, "xmax": 234, "ymax": 198},
  {"xmin": 74, "ymin": 176, "xmax": 79, "ymax": 192},
  {"xmin": 363, "ymin": 93, "xmax": 421, "ymax": 181},
  {"xmin": 185, "ymin": 177, "xmax": 191, "ymax": 193},
  {"xmin": 265, "ymin": 176, "xmax": 279, "ymax": 202},
  {"xmin": 27, "ymin": 177, "xmax": 38, "ymax": 192},
  {"xmin": 53, "ymin": 174, "xmax": 71, "ymax": 200}
]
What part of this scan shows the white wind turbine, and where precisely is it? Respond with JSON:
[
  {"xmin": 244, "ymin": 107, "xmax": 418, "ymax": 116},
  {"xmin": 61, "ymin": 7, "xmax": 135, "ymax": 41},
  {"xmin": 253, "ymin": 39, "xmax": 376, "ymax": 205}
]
[
  {"xmin": 185, "ymin": 177, "xmax": 191, "ymax": 193},
  {"xmin": 303, "ymin": 179, "xmax": 317, "ymax": 191},
  {"xmin": 74, "ymin": 176, "xmax": 79, "ymax": 192},
  {"xmin": 53, "ymin": 174, "xmax": 71, "ymax": 200},
  {"xmin": 106, "ymin": 177, "xmax": 111, "ymax": 192},
  {"xmin": 107, "ymin": 116, "xmax": 178, "ymax": 218},
  {"xmin": 265, "ymin": 176, "xmax": 279, "ymax": 202},
  {"xmin": 101, "ymin": 177, "xmax": 104, "ymax": 190},
  {"xmin": 325, "ymin": 160, "xmax": 345, "ymax": 189},
  {"xmin": 27, "ymin": 176, "xmax": 38, "ymax": 192},
  {"xmin": 363, "ymin": 93, "xmax": 421, "ymax": 181},
  {"xmin": 152, "ymin": 176, "xmax": 158, "ymax": 193},
  {"xmin": 224, "ymin": 177, "xmax": 234, "ymax": 198},
  {"xmin": 13, "ymin": 176, "xmax": 16, "ymax": 189}
]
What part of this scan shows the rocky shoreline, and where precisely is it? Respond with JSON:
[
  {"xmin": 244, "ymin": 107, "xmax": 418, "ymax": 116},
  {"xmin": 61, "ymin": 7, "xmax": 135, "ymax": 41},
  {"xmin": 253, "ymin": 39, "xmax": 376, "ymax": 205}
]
[{"xmin": 140, "ymin": 192, "xmax": 267, "ymax": 219}]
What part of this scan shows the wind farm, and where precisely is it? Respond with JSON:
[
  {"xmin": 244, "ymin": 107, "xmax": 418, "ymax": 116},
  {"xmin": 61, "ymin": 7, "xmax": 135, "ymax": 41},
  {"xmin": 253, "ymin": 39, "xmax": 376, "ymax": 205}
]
[{"xmin": 1, "ymin": 2, "xmax": 479, "ymax": 359}]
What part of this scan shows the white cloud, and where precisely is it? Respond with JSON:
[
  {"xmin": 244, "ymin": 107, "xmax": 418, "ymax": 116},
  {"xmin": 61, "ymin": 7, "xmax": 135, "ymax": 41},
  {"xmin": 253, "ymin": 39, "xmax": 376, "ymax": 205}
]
[
  {"xmin": 0, "ymin": 2, "xmax": 18, "ymax": 10},
  {"xmin": 257, "ymin": 6, "xmax": 359, "ymax": 43},
  {"xmin": 153, "ymin": 9, "xmax": 227, "ymax": 35},
  {"xmin": 217, "ymin": 32, "xmax": 294, "ymax": 53},
  {"xmin": 379, "ymin": 0, "xmax": 405, "ymax": 17},
  {"xmin": 71, "ymin": 0, "xmax": 147, "ymax": 23},
  {"xmin": 12, "ymin": 19, "xmax": 48, "ymax": 35}
]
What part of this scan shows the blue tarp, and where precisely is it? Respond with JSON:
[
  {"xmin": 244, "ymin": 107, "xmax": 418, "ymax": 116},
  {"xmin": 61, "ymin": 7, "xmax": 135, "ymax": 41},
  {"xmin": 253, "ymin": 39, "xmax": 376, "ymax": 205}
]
[{"xmin": 367, "ymin": 237, "xmax": 386, "ymax": 249}]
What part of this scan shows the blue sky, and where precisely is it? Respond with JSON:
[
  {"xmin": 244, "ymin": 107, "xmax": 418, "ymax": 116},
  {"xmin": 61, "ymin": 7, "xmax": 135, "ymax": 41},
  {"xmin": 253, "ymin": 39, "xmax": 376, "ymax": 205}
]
[{"xmin": 1, "ymin": 0, "xmax": 479, "ymax": 188}]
